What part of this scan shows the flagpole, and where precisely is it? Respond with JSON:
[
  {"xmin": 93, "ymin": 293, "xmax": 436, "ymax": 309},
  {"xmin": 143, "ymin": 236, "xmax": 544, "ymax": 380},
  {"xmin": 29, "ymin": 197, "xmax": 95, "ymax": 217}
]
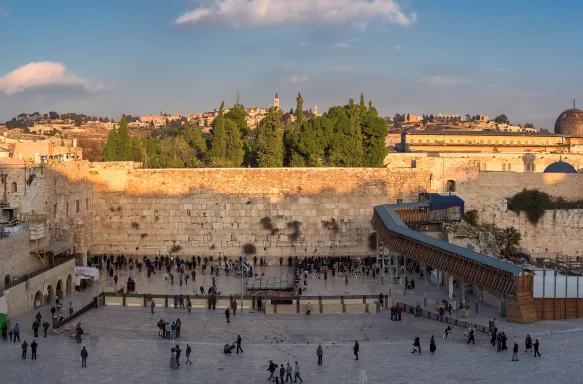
[{"xmin": 241, "ymin": 248, "xmax": 244, "ymax": 315}]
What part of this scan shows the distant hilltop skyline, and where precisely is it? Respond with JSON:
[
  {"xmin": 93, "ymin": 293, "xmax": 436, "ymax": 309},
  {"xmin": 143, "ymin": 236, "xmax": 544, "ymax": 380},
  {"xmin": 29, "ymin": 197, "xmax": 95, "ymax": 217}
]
[{"xmin": 1, "ymin": 1, "xmax": 582, "ymax": 130}]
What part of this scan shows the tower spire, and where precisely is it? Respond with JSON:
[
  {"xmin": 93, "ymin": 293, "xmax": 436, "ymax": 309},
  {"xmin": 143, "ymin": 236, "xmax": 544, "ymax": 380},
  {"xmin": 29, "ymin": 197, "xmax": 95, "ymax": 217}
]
[{"xmin": 574, "ymin": 99, "xmax": 576, "ymax": 109}]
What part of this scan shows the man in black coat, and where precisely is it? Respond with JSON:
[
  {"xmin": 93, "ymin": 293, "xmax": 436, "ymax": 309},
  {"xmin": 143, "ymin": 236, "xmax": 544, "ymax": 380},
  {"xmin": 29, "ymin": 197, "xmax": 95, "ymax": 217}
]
[
  {"xmin": 175, "ymin": 345, "xmax": 182, "ymax": 367},
  {"xmin": 353, "ymin": 340, "xmax": 359, "ymax": 360},
  {"xmin": 32, "ymin": 320, "xmax": 40, "ymax": 337},
  {"xmin": 236, "ymin": 335, "xmax": 243, "ymax": 353},
  {"xmin": 31, "ymin": 340, "xmax": 38, "ymax": 360},
  {"xmin": 42, "ymin": 321, "xmax": 50, "ymax": 337}
]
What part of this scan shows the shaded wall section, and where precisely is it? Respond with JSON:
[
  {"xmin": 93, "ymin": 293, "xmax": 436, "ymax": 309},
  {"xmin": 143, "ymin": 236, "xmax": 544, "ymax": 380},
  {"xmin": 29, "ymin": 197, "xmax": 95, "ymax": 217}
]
[{"xmin": 87, "ymin": 165, "xmax": 431, "ymax": 258}]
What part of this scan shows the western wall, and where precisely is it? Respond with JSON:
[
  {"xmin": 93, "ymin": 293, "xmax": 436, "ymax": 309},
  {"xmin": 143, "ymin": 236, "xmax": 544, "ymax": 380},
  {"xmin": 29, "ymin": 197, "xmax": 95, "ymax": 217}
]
[{"xmin": 11, "ymin": 157, "xmax": 583, "ymax": 261}]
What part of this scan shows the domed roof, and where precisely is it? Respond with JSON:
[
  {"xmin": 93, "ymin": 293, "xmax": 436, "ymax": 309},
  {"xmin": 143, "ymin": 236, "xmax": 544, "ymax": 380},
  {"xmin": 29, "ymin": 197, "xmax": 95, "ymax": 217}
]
[
  {"xmin": 543, "ymin": 160, "xmax": 577, "ymax": 173},
  {"xmin": 555, "ymin": 104, "xmax": 583, "ymax": 136}
]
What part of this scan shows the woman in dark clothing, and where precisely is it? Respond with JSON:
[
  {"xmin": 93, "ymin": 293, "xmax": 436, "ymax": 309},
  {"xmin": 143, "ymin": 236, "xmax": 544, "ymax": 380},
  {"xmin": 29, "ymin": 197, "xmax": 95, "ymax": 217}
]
[{"xmin": 430, "ymin": 335, "xmax": 436, "ymax": 355}]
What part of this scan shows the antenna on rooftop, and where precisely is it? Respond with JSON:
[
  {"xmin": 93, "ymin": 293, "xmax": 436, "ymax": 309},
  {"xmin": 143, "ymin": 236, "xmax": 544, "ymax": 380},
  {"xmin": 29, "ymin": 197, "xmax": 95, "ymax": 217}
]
[
  {"xmin": 574, "ymin": 99, "xmax": 577, "ymax": 109},
  {"xmin": 236, "ymin": 91, "xmax": 240, "ymax": 107}
]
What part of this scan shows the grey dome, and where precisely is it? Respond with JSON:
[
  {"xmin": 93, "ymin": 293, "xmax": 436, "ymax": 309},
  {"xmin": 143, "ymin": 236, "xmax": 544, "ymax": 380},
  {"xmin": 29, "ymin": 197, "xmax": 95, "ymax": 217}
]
[
  {"xmin": 543, "ymin": 161, "xmax": 577, "ymax": 173},
  {"xmin": 555, "ymin": 107, "xmax": 583, "ymax": 136}
]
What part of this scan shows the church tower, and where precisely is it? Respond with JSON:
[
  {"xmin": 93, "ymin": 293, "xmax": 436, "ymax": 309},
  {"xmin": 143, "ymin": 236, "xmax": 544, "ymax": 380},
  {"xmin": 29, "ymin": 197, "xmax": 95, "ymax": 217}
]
[
  {"xmin": 273, "ymin": 92, "xmax": 280, "ymax": 110},
  {"xmin": 314, "ymin": 104, "xmax": 319, "ymax": 116}
]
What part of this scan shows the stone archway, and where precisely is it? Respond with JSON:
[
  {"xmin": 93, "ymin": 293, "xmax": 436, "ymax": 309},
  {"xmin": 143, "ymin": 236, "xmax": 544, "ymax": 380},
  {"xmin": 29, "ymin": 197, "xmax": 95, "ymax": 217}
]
[
  {"xmin": 56, "ymin": 279, "xmax": 64, "ymax": 299},
  {"xmin": 34, "ymin": 291, "xmax": 43, "ymax": 308},
  {"xmin": 46, "ymin": 285, "xmax": 54, "ymax": 304},
  {"xmin": 66, "ymin": 274, "xmax": 72, "ymax": 296}
]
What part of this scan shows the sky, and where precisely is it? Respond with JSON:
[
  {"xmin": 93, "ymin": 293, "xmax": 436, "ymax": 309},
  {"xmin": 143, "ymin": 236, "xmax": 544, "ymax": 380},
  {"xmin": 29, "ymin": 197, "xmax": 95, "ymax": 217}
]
[{"xmin": 1, "ymin": 0, "xmax": 582, "ymax": 131}]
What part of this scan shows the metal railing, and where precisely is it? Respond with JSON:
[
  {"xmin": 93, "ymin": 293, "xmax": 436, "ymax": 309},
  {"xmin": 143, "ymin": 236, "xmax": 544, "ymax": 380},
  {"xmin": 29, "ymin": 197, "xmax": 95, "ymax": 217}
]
[
  {"xmin": 56, "ymin": 293, "xmax": 104, "ymax": 329},
  {"xmin": 399, "ymin": 302, "xmax": 488, "ymax": 333},
  {"xmin": 5, "ymin": 256, "xmax": 75, "ymax": 290}
]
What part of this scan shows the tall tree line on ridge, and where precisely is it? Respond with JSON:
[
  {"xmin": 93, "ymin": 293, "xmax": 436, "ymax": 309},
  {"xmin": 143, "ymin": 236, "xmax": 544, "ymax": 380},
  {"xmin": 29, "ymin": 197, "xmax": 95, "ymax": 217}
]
[{"xmin": 102, "ymin": 94, "xmax": 388, "ymax": 168}]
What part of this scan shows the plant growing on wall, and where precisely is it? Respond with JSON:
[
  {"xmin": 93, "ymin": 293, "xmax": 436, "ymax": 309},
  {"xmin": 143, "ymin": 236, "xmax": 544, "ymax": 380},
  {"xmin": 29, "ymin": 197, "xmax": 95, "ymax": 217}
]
[
  {"xmin": 464, "ymin": 210, "xmax": 479, "ymax": 226},
  {"xmin": 507, "ymin": 189, "xmax": 550, "ymax": 224},
  {"xmin": 170, "ymin": 244, "xmax": 182, "ymax": 253},
  {"xmin": 243, "ymin": 243, "xmax": 257, "ymax": 255},
  {"xmin": 260, "ymin": 216, "xmax": 273, "ymax": 230},
  {"xmin": 287, "ymin": 220, "xmax": 303, "ymax": 243},
  {"xmin": 131, "ymin": 222, "xmax": 140, "ymax": 229},
  {"xmin": 322, "ymin": 219, "xmax": 340, "ymax": 234},
  {"xmin": 140, "ymin": 233, "xmax": 148, "ymax": 238}
]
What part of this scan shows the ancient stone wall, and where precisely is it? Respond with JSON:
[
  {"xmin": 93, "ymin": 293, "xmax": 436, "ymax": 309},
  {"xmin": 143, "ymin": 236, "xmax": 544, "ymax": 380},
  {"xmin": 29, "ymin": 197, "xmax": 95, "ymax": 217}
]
[
  {"xmin": 87, "ymin": 165, "xmax": 431, "ymax": 258},
  {"xmin": 0, "ymin": 230, "xmax": 43, "ymax": 292}
]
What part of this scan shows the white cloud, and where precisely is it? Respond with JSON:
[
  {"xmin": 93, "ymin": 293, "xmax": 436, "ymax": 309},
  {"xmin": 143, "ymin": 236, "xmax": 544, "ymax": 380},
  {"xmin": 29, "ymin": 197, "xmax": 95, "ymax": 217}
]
[
  {"xmin": 332, "ymin": 42, "xmax": 350, "ymax": 49},
  {"xmin": 297, "ymin": 42, "xmax": 311, "ymax": 47},
  {"xmin": 353, "ymin": 20, "xmax": 368, "ymax": 31},
  {"xmin": 283, "ymin": 76, "xmax": 310, "ymax": 84},
  {"xmin": 418, "ymin": 76, "xmax": 469, "ymax": 86},
  {"xmin": 393, "ymin": 45, "xmax": 401, "ymax": 50},
  {"xmin": 175, "ymin": 0, "xmax": 417, "ymax": 28},
  {"xmin": 284, "ymin": 60, "xmax": 295, "ymax": 68},
  {"xmin": 0, "ymin": 62, "xmax": 111, "ymax": 95}
]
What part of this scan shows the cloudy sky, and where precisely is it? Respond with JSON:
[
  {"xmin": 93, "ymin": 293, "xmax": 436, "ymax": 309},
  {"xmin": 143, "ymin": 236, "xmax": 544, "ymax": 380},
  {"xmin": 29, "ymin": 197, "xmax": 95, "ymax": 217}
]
[{"xmin": 1, "ymin": 0, "xmax": 582, "ymax": 130}]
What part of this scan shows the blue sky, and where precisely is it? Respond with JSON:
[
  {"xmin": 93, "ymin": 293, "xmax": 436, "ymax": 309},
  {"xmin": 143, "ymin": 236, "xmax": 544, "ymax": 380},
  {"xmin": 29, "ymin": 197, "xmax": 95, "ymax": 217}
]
[{"xmin": 0, "ymin": 0, "xmax": 582, "ymax": 130}]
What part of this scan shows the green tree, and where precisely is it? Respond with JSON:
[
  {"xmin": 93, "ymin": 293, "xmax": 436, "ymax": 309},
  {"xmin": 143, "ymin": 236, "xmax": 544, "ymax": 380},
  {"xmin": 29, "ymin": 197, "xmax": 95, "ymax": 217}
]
[
  {"xmin": 255, "ymin": 108, "xmax": 285, "ymax": 167},
  {"xmin": 224, "ymin": 118, "xmax": 244, "ymax": 166},
  {"xmin": 210, "ymin": 102, "xmax": 228, "ymax": 164},
  {"xmin": 494, "ymin": 114, "xmax": 509, "ymax": 124},
  {"xmin": 501, "ymin": 227, "xmax": 521, "ymax": 257},
  {"xmin": 180, "ymin": 123, "xmax": 207, "ymax": 160},
  {"xmin": 103, "ymin": 127, "xmax": 119, "ymax": 161},
  {"xmin": 115, "ymin": 116, "xmax": 133, "ymax": 160},
  {"xmin": 361, "ymin": 105, "xmax": 389, "ymax": 167},
  {"xmin": 325, "ymin": 105, "xmax": 363, "ymax": 166},
  {"xmin": 296, "ymin": 93, "xmax": 304, "ymax": 126},
  {"xmin": 225, "ymin": 104, "xmax": 249, "ymax": 137},
  {"xmin": 360, "ymin": 93, "xmax": 365, "ymax": 107}
]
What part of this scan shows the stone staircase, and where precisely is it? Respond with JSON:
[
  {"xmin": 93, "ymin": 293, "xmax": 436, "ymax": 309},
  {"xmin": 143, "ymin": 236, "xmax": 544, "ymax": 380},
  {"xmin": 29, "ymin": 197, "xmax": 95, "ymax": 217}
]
[{"xmin": 508, "ymin": 290, "xmax": 538, "ymax": 324}]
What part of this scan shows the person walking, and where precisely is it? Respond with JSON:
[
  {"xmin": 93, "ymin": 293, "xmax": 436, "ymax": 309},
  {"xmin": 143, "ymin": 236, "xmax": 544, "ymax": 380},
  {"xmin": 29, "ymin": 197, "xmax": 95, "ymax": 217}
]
[
  {"xmin": 31, "ymin": 340, "xmax": 38, "ymax": 360},
  {"xmin": 225, "ymin": 308, "xmax": 231, "ymax": 323},
  {"xmin": 187, "ymin": 299, "xmax": 192, "ymax": 314},
  {"xmin": 353, "ymin": 340, "xmax": 360, "ymax": 360},
  {"xmin": 32, "ymin": 320, "xmax": 40, "ymax": 338},
  {"xmin": 467, "ymin": 328, "xmax": 475, "ymax": 344},
  {"xmin": 150, "ymin": 300, "xmax": 156, "ymax": 314},
  {"xmin": 294, "ymin": 361, "xmax": 303, "ymax": 382},
  {"xmin": 534, "ymin": 339, "xmax": 541, "ymax": 357},
  {"xmin": 525, "ymin": 334, "xmax": 532, "ymax": 352},
  {"xmin": 176, "ymin": 319, "xmax": 182, "ymax": 338},
  {"xmin": 233, "ymin": 300, "xmax": 238, "ymax": 316},
  {"xmin": 69, "ymin": 301, "xmax": 74, "ymax": 317},
  {"xmin": 430, "ymin": 335, "xmax": 436, "ymax": 355},
  {"xmin": 21, "ymin": 340, "xmax": 28, "ymax": 359},
  {"xmin": 185, "ymin": 344, "xmax": 192, "ymax": 364},
  {"xmin": 170, "ymin": 348, "xmax": 177, "ymax": 369},
  {"xmin": 42, "ymin": 321, "xmax": 50, "ymax": 337},
  {"xmin": 175, "ymin": 344, "xmax": 182, "ymax": 367},
  {"xmin": 285, "ymin": 363, "xmax": 293, "ymax": 383},
  {"xmin": 268, "ymin": 360, "xmax": 277, "ymax": 382},
  {"xmin": 305, "ymin": 303, "xmax": 311, "ymax": 316},
  {"xmin": 512, "ymin": 342, "xmax": 519, "ymax": 361},
  {"xmin": 317, "ymin": 345, "xmax": 323, "ymax": 365},
  {"xmin": 279, "ymin": 364, "xmax": 286, "ymax": 384},
  {"xmin": 444, "ymin": 326, "xmax": 452, "ymax": 339},
  {"xmin": 412, "ymin": 335, "xmax": 422, "ymax": 353},
  {"xmin": 236, "ymin": 335, "xmax": 243, "ymax": 353},
  {"xmin": 13, "ymin": 324, "xmax": 20, "ymax": 343}
]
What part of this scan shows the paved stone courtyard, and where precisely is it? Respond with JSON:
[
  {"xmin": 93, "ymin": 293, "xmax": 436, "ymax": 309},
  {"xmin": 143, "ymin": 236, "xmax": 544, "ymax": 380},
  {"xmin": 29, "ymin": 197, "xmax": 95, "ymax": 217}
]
[{"xmin": 3, "ymin": 304, "xmax": 583, "ymax": 384}]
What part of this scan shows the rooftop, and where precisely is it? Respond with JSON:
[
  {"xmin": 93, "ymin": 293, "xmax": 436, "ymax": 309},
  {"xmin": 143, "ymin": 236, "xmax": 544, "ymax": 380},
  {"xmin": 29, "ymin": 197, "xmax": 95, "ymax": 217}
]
[{"xmin": 406, "ymin": 130, "xmax": 560, "ymax": 137}]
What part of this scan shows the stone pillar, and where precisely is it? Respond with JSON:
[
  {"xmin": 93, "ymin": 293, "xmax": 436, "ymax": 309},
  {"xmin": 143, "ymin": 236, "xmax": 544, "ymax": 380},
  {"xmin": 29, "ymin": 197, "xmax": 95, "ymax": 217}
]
[
  {"xmin": 448, "ymin": 275, "xmax": 454, "ymax": 300},
  {"xmin": 461, "ymin": 280, "xmax": 466, "ymax": 308}
]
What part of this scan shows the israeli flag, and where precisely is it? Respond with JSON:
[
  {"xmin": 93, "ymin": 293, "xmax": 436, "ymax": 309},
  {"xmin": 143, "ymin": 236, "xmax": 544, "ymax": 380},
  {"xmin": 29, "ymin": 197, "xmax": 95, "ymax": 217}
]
[{"xmin": 242, "ymin": 257, "xmax": 251, "ymax": 270}]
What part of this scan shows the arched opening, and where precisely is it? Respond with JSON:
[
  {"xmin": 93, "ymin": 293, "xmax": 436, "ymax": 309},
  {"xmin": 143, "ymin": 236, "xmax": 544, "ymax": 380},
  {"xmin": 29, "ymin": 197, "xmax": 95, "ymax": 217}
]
[
  {"xmin": 446, "ymin": 180, "xmax": 456, "ymax": 193},
  {"xmin": 46, "ymin": 285, "xmax": 54, "ymax": 304},
  {"xmin": 34, "ymin": 291, "xmax": 43, "ymax": 308},
  {"xmin": 66, "ymin": 274, "xmax": 72, "ymax": 296},
  {"xmin": 10, "ymin": 182, "xmax": 17, "ymax": 193},
  {"xmin": 56, "ymin": 279, "xmax": 64, "ymax": 299}
]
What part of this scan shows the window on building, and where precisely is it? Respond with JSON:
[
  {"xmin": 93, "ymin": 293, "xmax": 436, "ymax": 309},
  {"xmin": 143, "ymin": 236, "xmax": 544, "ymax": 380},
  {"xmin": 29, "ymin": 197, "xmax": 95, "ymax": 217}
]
[
  {"xmin": 482, "ymin": 163, "xmax": 487, "ymax": 170},
  {"xmin": 86, "ymin": 198, "xmax": 89, "ymax": 210},
  {"xmin": 510, "ymin": 140, "xmax": 513, "ymax": 144},
  {"xmin": 418, "ymin": 139, "xmax": 422, "ymax": 144},
  {"xmin": 449, "ymin": 139, "xmax": 453, "ymax": 143},
  {"xmin": 76, "ymin": 199, "xmax": 80, "ymax": 213},
  {"xmin": 477, "ymin": 162, "xmax": 481, "ymax": 170},
  {"xmin": 508, "ymin": 164, "xmax": 512, "ymax": 171},
  {"xmin": 66, "ymin": 202, "xmax": 69, "ymax": 217},
  {"xmin": 480, "ymin": 140, "xmax": 484, "ymax": 144},
  {"xmin": 446, "ymin": 180, "xmax": 456, "ymax": 192},
  {"xmin": 411, "ymin": 160, "xmax": 417, "ymax": 168},
  {"xmin": 10, "ymin": 182, "xmax": 17, "ymax": 193},
  {"xmin": 502, "ymin": 140, "xmax": 506, "ymax": 144},
  {"xmin": 502, "ymin": 164, "xmax": 506, "ymax": 171},
  {"xmin": 517, "ymin": 140, "xmax": 521, "ymax": 144},
  {"xmin": 495, "ymin": 140, "xmax": 499, "ymax": 144},
  {"xmin": 487, "ymin": 140, "xmax": 491, "ymax": 144},
  {"xmin": 457, "ymin": 140, "xmax": 461, "ymax": 144},
  {"xmin": 426, "ymin": 139, "xmax": 430, "ymax": 144}
]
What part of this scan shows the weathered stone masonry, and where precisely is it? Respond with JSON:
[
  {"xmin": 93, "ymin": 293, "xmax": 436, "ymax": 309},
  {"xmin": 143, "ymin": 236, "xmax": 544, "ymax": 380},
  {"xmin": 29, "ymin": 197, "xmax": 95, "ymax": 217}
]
[{"xmin": 88, "ymin": 165, "xmax": 431, "ymax": 258}]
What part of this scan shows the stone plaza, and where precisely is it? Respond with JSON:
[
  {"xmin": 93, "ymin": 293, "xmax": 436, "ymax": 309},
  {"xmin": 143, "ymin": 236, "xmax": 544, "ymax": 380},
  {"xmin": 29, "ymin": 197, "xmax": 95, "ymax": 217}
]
[{"xmin": 3, "ymin": 267, "xmax": 583, "ymax": 384}]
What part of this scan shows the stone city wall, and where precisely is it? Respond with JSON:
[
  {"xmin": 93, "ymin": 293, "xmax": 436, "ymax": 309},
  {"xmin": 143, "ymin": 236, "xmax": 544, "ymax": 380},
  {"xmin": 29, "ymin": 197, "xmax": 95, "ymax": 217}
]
[
  {"xmin": 87, "ymin": 164, "xmax": 431, "ymax": 258},
  {"xmin": 4, "ymin": 258, "xmax": 75, "ymax": 318},
  {"xmin": 0, "ymin": 230, "xmax": 43, "ymax": 292}
]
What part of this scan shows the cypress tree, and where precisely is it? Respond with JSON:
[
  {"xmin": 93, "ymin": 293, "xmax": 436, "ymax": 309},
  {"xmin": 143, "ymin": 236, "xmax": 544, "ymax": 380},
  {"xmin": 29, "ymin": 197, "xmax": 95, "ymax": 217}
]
[
  {"xmin": 296, "ymin": 93, "xmax": 304, "ymax": 126},
  {"xmin": 255, "ymin": 108, "xmax": 284, "ymax": 167},
  {"xmin": 211, "ymin": 102, "xmax": 228, "ymax": 164}
]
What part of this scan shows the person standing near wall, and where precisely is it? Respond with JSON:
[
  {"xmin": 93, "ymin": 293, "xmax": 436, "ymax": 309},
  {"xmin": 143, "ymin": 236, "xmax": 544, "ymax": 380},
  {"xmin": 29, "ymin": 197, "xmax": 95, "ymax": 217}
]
[
  {"xmin": 81, "ymin": 346, "xmax": 88, "ymax": 367},
  {"xmin": 31, "ymin": 340, "xmax": 38, "ymax": 360}
]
